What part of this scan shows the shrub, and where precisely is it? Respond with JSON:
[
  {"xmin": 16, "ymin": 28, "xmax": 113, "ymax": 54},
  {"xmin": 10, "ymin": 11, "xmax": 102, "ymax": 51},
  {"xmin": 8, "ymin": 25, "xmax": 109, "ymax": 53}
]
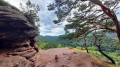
[
  {"xmin": 76, "ymin": 46, "xmax": 85, "ymax": 50},
  {"xmin": 57, "ymin": 44, "xmax": 62, "ymax": 48}
]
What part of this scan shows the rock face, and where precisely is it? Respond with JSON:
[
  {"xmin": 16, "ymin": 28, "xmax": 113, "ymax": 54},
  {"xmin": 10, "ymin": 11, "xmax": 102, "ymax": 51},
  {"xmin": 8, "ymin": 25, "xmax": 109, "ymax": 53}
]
[
  {"xmin": 0, "ymin": 56, "xmax": 33, "ymax": 67},
  {"xmin": 0, "ymin": 5, "xmax": 39, "ymax": 66},
  {"xmin": 0, "ymin": 6, "xmax": 38, "ymax": 47}
]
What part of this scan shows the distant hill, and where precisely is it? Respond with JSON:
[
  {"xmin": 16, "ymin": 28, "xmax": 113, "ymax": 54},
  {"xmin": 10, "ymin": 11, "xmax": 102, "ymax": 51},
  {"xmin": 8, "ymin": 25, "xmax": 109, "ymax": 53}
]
[
  {"xmin": 88, "ymin": 33, "xmax": 117, "ymax": 36},
  {"xmin": 105, "ymin": 33, "xmax": 117, "ymax": 36},
  {"xmin": 36, "ymin": 35, "xmax": 58, "ymax": 43},
  {"xmin": 44, "ymin": 33, "xmax": 117, "ymax": 40},
  {"xmin": 44, "ymin": 36, "xmax": 59, "ymax": 40}
]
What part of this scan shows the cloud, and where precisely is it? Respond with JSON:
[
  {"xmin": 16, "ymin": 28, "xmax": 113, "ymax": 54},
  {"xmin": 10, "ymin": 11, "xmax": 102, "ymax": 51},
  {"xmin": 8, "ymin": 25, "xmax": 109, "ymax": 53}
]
[
  {"xmin": 4, "ymin": 0, "xmax": 26, "ymax": 8},
  {"xmin": 4, "ymin": 0, "xmax": 66, "ymax": 36},
  {"xmin": 40, "ymin": 27, "xmax": 64, "ymax": 36},
  {"xmin": 35, "ymin": 0, "xmax": 65, "ymax": 36},
  {"xmin": 116, "ymin": 8, "xmax": 120, "ymax": 21}
]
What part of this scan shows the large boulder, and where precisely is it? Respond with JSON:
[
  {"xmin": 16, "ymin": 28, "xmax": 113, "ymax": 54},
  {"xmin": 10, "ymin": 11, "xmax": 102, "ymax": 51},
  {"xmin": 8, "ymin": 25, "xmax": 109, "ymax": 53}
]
[
  {"xmin": 0, "ymin": 4, "xmax": 39, "ymax": 65},
  {"xmin": 0, "ymin": 6, "xmax": 38, "ymax": 46}
]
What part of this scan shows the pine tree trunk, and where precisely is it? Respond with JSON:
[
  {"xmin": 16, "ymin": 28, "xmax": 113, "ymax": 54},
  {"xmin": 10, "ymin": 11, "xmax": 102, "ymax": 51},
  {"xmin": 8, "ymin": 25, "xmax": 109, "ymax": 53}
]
[
  {"xmin": 98, "ymin": 3, "xmax": 120, "ymax": 41},
  {"xmin": 97, "ymin": 45, "xmax": 115, "ymax": 64},
  {"xmin": 112, "ymin": 15, "xmax": 120, "ymax": 41}
]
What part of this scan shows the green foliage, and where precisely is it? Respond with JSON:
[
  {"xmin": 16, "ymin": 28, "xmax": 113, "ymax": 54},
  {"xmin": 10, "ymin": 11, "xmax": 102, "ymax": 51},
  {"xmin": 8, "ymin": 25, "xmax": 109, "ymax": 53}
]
[
  {"xmin": 89, "ymin": 50, "xmax": 102, "ymax": 57},
  {"xmin": 89, "ymin": 0, "xmax": 101, "ymax": 4},
  {"xmin": 48, "ymin": 0, "xmax": 119, "ymax": 41},
  {"xmin": 64, "ymin": 22, "xmax": 90, "ymax": 38},
  {"xmin": 107, "ymin": 52, "xmax": 120, "ymax": 66},
  {"xmin": 59, "ymin": 34, "xmax": 76, "ymax": 39},
  {"xmin": 57, "ymin": 44, "xmax": 62, "ymax": 48},
  {"xmin": 88, "ymin": 49, "xmax": 120, "ymax": 66},
  {"xmin": 39, "ymin": 43, "xmax": 47, "ymax": 49},
  {"xmin": 75, "ymin": 46, "xmax": 120, "ymax": 65},
  {"xmin": 59, "ymin": 35, "xmax": 120, "ymax": 52},
  {"xmin": 103, "ymin": 20, "xmax": 115, "ymax": 27},
  {"xmin": 115, "ymin": 41, "xmax": 120, "ymax": 45},
  {"xmin": 100, "ymin": 41, "xmax": 104, "ymax": 44},
  {"xmin": 20, "ymin": 0, "xmax": 40, "ymax": 31},
  {"xmin": 36, "ymin": 36, "xmax": 59, "ymax": 49},
  {"xmin": 76, "ymin": 46, "xmax": 85, "ymax": 50},
  {"xmin": 87, "ymin": 47, "xmax": 97, "ymax": 50},
  {"xmin": 0, "ymin": 0, "xmax": 8, "ymax": 6},
  {"xmin": 114, "ymin": 41, "xmax": 120, "ymax": 48},
  {"xmin": 37, "ymin": 35, "xmax": 120, "ymax": 52}
]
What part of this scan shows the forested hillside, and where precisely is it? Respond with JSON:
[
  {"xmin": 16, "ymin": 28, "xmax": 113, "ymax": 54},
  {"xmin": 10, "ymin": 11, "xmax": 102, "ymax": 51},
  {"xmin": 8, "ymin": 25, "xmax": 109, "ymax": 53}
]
[{"xmin": 37, "ymin": 35, "xmax": 119, "ymax": 51}]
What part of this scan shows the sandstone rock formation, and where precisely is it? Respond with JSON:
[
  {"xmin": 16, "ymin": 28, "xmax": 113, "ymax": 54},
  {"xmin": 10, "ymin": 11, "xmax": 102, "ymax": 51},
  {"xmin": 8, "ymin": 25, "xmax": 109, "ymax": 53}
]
[
  {"xmin": 0, "ymin": 5, "xmax": 39, "ymax": 66},
  {"xmin": 0, "ymin": 5, "xmax": 38, "ymax": 47}
]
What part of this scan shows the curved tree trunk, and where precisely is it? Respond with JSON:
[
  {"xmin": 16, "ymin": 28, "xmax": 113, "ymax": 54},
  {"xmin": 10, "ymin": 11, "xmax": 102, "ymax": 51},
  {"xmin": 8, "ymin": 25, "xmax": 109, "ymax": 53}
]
[
  {"xmin": 97, "ymin": 45, "xmax": 115, "ymax": 64},
  {"xmin": 112, "ymin": 16, "xmax": 120, "ymax": 41},
  {"xmin": 93, "ymin": 30, "xmax": 115, "ymax": 64},
  {"xmin": 98, "ymin": 3, "xmax": 120, "ymax": 41}
]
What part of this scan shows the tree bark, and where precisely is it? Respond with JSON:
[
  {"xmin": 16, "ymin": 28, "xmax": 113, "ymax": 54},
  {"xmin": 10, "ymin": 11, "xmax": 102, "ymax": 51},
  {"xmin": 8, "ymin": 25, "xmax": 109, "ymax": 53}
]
[
  {"xmin": 112, "ymin": 15, "xmax": 120, "ymax": 41},
  {"xmin": 98, "ymin": 3, "xmax": 120, "ymax": 41},
  {"xmin": 97, "ymin": 45, "xmax": 116, "ymax": 64}
]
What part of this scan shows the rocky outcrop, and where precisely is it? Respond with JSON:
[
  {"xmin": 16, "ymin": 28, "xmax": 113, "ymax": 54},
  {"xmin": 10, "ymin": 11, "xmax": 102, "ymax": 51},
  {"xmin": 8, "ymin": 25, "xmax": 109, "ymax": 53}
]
[
  {"xmin": 0, "ymin": 56, "xmax": 33, "ymax": 67},
  {"xmin": 23, "ymin": 48, "xmax": 115, "ymax": 67},
  {"xmin": 0, "ymin": 6, "xmax": 38, "ymax": 46},
  {"xmin": 0, "ymin": 5, "xmax": 39, "ymax": 66}
]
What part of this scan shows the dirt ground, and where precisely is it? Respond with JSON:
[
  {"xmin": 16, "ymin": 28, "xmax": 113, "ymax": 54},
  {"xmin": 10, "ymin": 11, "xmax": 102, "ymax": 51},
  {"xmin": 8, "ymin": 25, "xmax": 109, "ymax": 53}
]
[{"xmin": 32, "ymin": 48, "xmax": 114, "ymax": 67}]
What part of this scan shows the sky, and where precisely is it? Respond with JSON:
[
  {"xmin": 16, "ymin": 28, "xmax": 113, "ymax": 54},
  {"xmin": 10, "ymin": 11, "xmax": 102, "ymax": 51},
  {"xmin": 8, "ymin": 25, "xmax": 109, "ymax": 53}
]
[
  {"xmin": 4, "ymin": 0, "xmax": 120, "ymax": 36},
  {"xmin": 4, "ymin": 0, "xmax": 65, "ymax": 36}
]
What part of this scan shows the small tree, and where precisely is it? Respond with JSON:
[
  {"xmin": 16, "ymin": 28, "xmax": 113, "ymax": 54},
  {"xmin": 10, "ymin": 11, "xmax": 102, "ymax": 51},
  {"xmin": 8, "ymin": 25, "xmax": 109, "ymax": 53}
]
[
  {"xmin": 20, "ymin": 0, "xmax": 40, "ymax": 31},
  {"xmin": 57, "ymin": 44, "xmax": 62, "ymax": 48},
  {"xmin": 93, "ymin": 31, "xmax": 115, "ymax": 64},
  {"xmin": 39, "ymin": 43, "xmax": 47, "ymax": 49}
]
